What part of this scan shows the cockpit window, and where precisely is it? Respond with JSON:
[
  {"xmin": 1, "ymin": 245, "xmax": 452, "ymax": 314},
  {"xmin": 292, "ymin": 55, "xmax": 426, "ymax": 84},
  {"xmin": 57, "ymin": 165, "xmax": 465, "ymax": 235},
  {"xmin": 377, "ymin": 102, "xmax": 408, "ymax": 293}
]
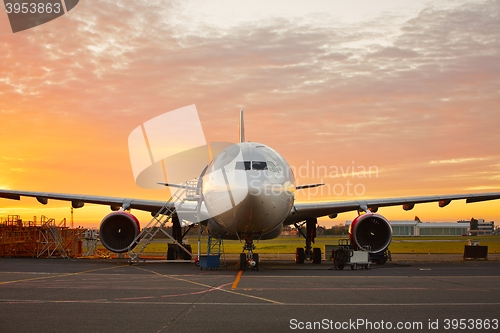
[
  {"xmin": 267, "ymin": 161, "xmax": 278, "ymax": 172},
  {"xmin": 252, "ymin": 161, "xmax": 267, "ymax": 170},
  {"xmin": 235, "ymin": 161, "xmax": 252, "ymax": 170},
  {"xmin": 234, "ymin": 161, "xmax": 268, "ymax": 170}
]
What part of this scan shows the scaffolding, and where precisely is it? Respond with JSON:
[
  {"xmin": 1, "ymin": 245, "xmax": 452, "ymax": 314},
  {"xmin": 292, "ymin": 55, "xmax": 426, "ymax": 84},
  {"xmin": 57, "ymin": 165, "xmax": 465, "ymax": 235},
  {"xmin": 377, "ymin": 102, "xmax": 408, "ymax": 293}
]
[
  {"xmin": 0, "ymin": 215, "xmax": 83, "ymax": 258},
  {"xmin": 206, "ymin": 234, "xmax": 226, "ymax": 268}
]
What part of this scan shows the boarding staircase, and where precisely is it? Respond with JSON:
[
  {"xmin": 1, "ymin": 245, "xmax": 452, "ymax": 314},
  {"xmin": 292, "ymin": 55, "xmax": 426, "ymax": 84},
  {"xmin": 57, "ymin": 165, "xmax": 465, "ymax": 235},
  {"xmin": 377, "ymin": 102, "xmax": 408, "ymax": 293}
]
[{"xmin": 127, "ymin": 179, "xmax": 202, "ymax": 263}]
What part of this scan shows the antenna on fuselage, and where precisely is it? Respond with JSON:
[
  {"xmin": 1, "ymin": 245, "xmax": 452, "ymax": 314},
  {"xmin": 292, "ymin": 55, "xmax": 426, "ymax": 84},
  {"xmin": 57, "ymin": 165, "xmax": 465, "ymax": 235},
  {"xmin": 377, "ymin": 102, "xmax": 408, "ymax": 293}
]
[{"xmin": 239, "ymin": 109, "xmax": 245, "ymax": 143}]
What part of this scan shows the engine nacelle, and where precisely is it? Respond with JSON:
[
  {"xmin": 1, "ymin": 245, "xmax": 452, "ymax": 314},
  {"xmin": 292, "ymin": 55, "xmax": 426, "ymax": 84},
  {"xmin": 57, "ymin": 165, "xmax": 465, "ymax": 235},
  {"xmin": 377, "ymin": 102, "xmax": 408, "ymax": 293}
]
[
  {"xmin": 99, "ymin": 211, "xmax": 140, "ymax": 253},
  {"xmin": 349, "ymin": 213, "xmax": 392, "ymax": 253}
]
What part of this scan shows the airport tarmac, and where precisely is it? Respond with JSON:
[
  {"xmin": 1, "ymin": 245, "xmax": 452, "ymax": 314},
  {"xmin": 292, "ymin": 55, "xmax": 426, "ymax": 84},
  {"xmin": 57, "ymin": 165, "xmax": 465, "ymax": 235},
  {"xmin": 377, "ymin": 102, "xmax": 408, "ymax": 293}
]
[{"xmin": 0, "ymin": 258, "xmax": 499, "ymax": 333}]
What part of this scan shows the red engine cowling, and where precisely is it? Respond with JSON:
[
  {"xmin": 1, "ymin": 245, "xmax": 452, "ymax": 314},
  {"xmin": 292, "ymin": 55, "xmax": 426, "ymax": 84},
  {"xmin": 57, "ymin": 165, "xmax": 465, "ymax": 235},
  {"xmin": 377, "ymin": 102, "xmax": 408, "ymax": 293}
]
[
  {"xmin": 99, "ymin": 211, "xmax": 140, "ymax": 253},
  {"xmin": 349, "ymin": 213, "xmax": 392, "ymax": 253}
]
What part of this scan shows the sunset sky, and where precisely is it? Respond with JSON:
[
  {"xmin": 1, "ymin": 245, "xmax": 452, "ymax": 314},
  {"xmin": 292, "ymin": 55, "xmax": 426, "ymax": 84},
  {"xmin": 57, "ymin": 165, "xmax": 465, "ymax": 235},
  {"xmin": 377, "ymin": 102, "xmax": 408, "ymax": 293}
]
[{"xmin": 1, "ymin": 0, "xmax": 499, "ymax": 228}]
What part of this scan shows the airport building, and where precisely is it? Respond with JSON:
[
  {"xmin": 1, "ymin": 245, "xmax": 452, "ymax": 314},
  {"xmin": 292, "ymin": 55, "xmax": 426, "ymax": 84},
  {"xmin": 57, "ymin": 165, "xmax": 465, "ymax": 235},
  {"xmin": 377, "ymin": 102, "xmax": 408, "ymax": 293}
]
[
  {"xmin": 410, "ymin": 222, "xmax": 470, "ymax": 236},
  {"xmin": 477, "ymin": 220, "xmax": 495, "ymax": 234},
  {"xmin": 346, "ymin": 219, "xmax": 471, "ymax": 236},
  {"xmin": 459, "ymin": 218, "xmax": 495, "ymax": 235}
]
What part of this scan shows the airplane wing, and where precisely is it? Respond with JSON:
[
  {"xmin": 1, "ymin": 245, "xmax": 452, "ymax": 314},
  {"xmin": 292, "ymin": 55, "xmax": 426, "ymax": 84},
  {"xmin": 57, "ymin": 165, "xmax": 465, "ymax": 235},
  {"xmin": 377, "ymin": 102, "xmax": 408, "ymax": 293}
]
[
  {"xmin": 0, "ymin": 189, "xmax": 169, "ymax": 214},
  {"xmin": 2, "ymin": 189, "xmax": 500, "ymax": 225},
  {"xmin": 285, "ymin": 192, "xmax": 500, "ymax": 224}
]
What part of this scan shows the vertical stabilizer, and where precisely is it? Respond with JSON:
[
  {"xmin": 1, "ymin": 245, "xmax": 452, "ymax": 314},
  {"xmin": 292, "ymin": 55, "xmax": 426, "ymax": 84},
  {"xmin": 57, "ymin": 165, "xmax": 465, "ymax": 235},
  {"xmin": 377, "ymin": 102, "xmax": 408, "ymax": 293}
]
[{"xmin": 239, "ymin": 109, "xmax": 245, "ymax": 143}]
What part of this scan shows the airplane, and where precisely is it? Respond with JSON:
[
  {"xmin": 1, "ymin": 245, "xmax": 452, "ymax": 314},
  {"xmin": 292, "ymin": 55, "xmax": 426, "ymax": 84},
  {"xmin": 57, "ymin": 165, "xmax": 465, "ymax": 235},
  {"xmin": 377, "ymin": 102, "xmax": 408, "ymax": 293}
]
[{"xmin": 1, "ymin": 109, "xmax": 500, "ymax": 270}]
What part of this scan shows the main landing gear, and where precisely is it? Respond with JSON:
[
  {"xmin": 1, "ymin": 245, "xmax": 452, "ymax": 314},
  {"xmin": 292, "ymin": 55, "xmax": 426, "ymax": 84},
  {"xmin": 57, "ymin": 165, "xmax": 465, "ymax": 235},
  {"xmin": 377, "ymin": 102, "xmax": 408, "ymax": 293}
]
[
  {"xmin": 239, "ymin": 236, "xmax": 259, "ymax": 271},
  {"xmin": 166, "ymin": 215, "xmax": 192, "ymax": 260},
  {"xmin": 294, "ymin": 218, "xmax": 322, "ymax": 264}
]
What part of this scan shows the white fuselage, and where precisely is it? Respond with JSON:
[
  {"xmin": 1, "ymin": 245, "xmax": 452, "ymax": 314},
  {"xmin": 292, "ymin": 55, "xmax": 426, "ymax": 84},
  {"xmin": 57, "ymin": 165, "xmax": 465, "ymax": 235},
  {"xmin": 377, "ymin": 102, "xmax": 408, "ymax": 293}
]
[{"xmin": 201, "ymin": 142, "xmax": 295, "ymax": 239}]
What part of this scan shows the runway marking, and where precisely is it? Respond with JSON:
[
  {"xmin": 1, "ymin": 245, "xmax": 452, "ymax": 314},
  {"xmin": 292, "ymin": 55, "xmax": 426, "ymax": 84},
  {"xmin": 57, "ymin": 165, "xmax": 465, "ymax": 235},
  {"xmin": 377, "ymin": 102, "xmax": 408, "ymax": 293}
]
[
  {"xmin": 231, "ymin": 270, "xmax": 243, "ymax": 290},
  {"xmin": 133, "ymin": 266, "xmax": 283, "ymax": 305},
  {"xmin": 157, "ymin": 282, "xmax": 233, "ymax": 298},
  {"xmin": 0, "ymin": 266, "xmax": 121, "ymax": 285},
  {"xmin": 1, "ymin": 299, "xmax": 500, "ymax": 307}
]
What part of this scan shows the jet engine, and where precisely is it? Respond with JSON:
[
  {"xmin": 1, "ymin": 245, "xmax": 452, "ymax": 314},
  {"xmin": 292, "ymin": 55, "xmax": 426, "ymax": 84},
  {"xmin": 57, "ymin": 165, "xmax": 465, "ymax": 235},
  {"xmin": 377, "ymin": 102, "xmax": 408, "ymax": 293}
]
[
  {"xmin": 99, "ymin": 211, "xmax": 140, "ymax": 253},
  {"xmin": 349, "ymin": 213, "xmax": 392, "ymax": 253}
]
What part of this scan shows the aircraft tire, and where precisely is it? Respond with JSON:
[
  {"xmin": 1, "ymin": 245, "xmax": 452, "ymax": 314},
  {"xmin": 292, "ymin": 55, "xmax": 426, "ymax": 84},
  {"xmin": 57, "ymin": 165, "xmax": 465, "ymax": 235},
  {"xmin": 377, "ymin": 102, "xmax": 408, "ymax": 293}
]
[
  {"xmin": 312, "ymin": 247, "xmax": 321, "ymax": 264},
  {"xmin": 167, "ymin": 244, "xmax": 175, "ymax": 260},
  {"xmin": 239, "ymin": 253, "xmax": 247, "ymax": 270},
  {"xmin": 377, "ymin": 258, "xmax": 387, "ymax": 265},
  {"xmin": 295, "ymin": 247, "xmax": 305, "ymax": 264},
  {"xmin": 182, "ymin": 244, "xmax": 192, "ymax": 260}
]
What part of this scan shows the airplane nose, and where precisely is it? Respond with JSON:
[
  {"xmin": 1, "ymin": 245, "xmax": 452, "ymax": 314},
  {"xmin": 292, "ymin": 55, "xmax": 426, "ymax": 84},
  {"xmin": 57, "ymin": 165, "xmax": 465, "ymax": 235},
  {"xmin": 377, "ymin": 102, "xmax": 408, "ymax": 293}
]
[{"xmin": 202, "ymin": 167, "xmax": 293, "ymax": 234}]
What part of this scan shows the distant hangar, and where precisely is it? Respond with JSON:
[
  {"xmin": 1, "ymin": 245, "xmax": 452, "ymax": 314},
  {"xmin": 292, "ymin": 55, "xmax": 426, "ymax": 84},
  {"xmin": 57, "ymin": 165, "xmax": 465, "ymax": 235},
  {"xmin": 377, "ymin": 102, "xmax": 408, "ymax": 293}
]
[{"xmin": 346, "ymin": 218, "xmax": 495, "ymax": 236}]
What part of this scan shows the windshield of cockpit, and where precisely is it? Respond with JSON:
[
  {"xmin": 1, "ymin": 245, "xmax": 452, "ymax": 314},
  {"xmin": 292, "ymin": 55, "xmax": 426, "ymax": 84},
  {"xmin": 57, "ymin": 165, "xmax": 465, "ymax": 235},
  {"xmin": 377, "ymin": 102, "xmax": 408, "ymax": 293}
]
[{"xmin": 232, "ymin": 160, "xmax": 279, "ymax": 171}]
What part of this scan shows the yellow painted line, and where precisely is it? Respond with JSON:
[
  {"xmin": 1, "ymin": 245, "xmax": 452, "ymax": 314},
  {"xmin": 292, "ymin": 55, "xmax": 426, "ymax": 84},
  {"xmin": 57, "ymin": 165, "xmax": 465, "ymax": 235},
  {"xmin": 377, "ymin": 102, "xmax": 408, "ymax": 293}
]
[
  {"xmin": 231, "ymin": 270, "xmax": 243, "ymax": 290},
  {"xmin": 0, "ymin": 265, "xmax": 120, "ymax": 285}
]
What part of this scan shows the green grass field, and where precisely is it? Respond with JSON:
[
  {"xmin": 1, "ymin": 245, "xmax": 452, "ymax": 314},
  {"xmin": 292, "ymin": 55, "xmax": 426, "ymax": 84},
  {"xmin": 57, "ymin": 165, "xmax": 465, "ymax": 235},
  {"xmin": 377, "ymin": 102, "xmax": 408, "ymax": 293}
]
[{"xmin": 94, "ymin": 235, "xmax": 500, "ymax": 255}]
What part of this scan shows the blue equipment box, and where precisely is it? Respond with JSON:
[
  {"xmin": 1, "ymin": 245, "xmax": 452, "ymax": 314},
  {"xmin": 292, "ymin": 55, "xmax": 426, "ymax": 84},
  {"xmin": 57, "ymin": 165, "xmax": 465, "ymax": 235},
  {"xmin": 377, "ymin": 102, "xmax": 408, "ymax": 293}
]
[{"xmin": 199, "ymin": 255, "xmax": 220, "ymax": 269}]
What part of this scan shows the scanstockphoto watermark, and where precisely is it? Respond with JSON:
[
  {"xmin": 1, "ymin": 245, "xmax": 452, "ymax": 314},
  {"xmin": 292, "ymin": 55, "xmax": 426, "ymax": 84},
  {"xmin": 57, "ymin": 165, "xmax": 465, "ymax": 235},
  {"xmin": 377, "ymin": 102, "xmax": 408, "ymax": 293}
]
[
  {"xmin": 290, "ymin": 160, "xmax": 379, "ymax": 180},
  {"xmin": 293, "ymin": 161, "xmax": 379, "ymax": 199},
  {"xmin": 127, "ymin": 105, "xmax": 380, "ymax": 220},
  {"xmin": 289, "ymin": 318, "xmax": 499, "ymax": 331},
  {"xmin": 301, "ymin": 179, "xmax": 368, "ymax": 198},
  {"xmin": 248, "ymin": 179, "xmax": 369, "ymax": 197},
  {"xmin": 290, "ymin": 318, "xmax": 425, "ymax": 330},
  {"xmin": 246, "ymin": 161, "xmax": 379, "ymax": 198}
]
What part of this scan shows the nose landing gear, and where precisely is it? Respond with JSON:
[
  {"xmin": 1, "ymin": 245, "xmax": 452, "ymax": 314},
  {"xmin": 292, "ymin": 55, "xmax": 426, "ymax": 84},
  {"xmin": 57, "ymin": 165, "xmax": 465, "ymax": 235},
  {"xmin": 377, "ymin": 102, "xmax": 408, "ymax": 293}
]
[{"xmin": 239, "ymin": 237, "xmax": 259, "ymax": 270}]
